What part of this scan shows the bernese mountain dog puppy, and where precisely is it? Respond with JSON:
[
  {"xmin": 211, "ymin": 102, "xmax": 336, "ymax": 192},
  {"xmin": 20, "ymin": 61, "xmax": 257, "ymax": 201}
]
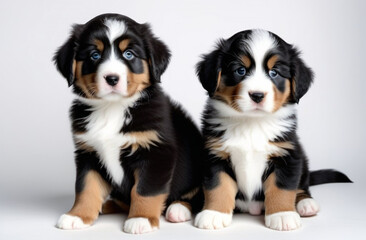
[
  {"xmin": 53, "ymin": 14, "xmax": 203, "ymax": 234},
  {"xmin": 194, "ymin": 29, "xmax": 351, "ymax": 231}
]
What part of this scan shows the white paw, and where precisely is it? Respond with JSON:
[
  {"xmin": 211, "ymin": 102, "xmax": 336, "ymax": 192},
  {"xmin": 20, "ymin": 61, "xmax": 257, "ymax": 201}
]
[
  {"xmin": 123, "ymin": 217, "xmax": 157, "ymax": 234},
  {"xmin": 265, "ymin": 211, "xmax": 301, "ymax": 231},
  {"xmin": 165, "ymin": 203, "xmax": 192, "ymax": 223},
  {"xmin": 194, "ymin": 210, "xmax": 232, "ymax": 230},
  {"xmin": 56, "ymin": 214, "xmax": 91, "ymax": 230},
  {"xmin": 297, "ymin": 198, "xmax": 319, "ymax": 217}
]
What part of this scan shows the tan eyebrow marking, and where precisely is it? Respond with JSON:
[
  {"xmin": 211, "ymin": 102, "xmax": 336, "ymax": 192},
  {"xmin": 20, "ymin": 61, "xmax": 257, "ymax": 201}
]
[
  {"xmin": 119, "ymin": 39, "xmax": 130, "ymax": 52},
  {"xmin": 241, "ymin": 55, "xmax": 251, "ymax": 68},
  {"xmin": 94, "ymin": 39, "xmax": 104, "ymax": 52},
  {"xmin": 267, "ymin": 55, "xmax": 279, "ymax": 69}
]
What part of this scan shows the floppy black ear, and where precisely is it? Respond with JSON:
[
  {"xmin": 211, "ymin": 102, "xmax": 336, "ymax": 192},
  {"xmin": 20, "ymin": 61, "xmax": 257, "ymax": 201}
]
[
  {"xmin": 53, "ymin": 24, "xmax": 83, "ymax": 87},
  {"xmin": 196, "ymin": 43, "xmax": 224, "ymax": 97},
  {"xmin": 290, "ymin": 48, "xmax": 314, "ymax": 103},
  {"xmin": 140, "ymin": 24, "xmax": 171, "ymax": 83}
]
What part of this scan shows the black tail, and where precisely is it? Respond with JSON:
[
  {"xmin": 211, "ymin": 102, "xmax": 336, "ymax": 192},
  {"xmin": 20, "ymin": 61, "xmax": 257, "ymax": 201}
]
[{"xmin": 310, "ymin": 169, "xmax": 352, "ymax": 186}]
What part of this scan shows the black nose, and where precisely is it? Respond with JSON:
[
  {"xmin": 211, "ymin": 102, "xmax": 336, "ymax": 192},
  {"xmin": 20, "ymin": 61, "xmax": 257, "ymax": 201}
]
[
  {"xmin": 249, "ymin": 92, "xmax": 265, "ymax": 103},
  {"xmin": 105, "ymin": 75, "xmax": 119, "ymax": 86}
]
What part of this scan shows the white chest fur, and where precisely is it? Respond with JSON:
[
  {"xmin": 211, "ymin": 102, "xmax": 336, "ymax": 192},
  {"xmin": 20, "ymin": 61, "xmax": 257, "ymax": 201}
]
[
  {"xmin": 209, "ymin": 100, "xmax": 296, "ymax": 200},
  {"xmin": 75, "ymin": 96, "xmax": 139, "ymax": 185}
]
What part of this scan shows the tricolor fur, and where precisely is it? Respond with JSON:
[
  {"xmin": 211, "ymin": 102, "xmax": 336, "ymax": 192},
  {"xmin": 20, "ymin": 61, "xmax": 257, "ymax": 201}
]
[
  {"xmin": 195, "ymin": 30, "xmax": 351, "ymax": 231},
  {"xmin": 54, "ymin": 14, "xmax": 204, "ymax": 234}
]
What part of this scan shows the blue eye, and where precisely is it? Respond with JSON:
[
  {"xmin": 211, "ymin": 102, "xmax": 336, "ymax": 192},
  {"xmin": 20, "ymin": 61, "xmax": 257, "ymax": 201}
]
[
  {"xmin": 234, "ymin": 67, "xmax": 246, "ymax": 76},
  {"xmin": 269, "ymin": 69, "xmax": 278, "ymax": 78},
  {"xmin": 90, "ymin": 51, "xmax": 101, "ymax": 61},
  {"xmin": 123, "ymin": 50, "xmax": 135, "ymax": 60}
]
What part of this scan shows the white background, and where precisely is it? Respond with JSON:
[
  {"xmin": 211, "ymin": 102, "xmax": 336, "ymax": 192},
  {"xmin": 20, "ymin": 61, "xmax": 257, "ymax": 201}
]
[{"xmin": 0, "ymin": 0, "xmax": 365, "ymax": 239}]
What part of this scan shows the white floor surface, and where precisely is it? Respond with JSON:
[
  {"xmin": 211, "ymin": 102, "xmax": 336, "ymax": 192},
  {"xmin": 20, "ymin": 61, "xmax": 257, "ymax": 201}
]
[{"xmin": 0, "ymin": 182, "xmax": 363, "ymax": 240}]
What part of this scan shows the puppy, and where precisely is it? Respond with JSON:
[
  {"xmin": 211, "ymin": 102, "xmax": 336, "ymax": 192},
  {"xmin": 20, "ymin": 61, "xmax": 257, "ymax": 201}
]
[
  {"xmin": 54, "ymin": 13, "xmax": 203, "ymax": 234},
  {"xmin": 194, "ymin": 29, "xmax": 351, "ymax": 231}
]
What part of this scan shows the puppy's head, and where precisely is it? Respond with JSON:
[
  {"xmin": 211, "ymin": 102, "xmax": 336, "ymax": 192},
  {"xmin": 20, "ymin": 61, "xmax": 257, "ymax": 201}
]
[
  {"xmin": 197, "ymin": 29, "xmax": 313, "ymax": 115},
  {"xmin": 54, "ymin": 14, "xmax": 170, "ymax": 101}
]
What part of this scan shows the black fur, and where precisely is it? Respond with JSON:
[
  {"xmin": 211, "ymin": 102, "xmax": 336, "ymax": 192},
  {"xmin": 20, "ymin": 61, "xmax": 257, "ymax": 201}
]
[
  {"xmin": 196, "ymin": 47, "xmax": 223, "ymax": 97},
  {"xmin": 289, "ymin": 47, "xmax": 314, "ymax": 103},
  {"xmin": 54, "ymin": 24, "xmax": 83, "ymax": 86},
  {"xmin": 310, "ymin": 169, "xmax": 353, "ymax": 186}
]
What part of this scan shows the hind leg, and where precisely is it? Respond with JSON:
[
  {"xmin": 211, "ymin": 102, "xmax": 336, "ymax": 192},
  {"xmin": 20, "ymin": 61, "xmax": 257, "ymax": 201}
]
[
  {"xmin": 296, "ymin": 190, "xmax": 319, "ymax": 217},
  {"xmin": 165, "ymin": 201, "xmax": 192, "ymax": 223},
  {"xmin": 165, "ymin": 187, "xmax": 202, "ymax": 223}
]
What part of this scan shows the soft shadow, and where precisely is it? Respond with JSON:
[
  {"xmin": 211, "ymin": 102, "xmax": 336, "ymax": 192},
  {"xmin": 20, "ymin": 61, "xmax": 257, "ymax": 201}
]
[
  {"xmin": 27, "ymin": 193, "xmax": 75, "ymax": 214},
  {"xmin": 23, "ymin": 193, "xmax": 128, "ymax": 228}
]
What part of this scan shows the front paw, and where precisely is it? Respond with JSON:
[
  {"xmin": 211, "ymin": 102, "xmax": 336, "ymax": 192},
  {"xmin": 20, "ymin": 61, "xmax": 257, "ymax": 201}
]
[
  {"xmin": 123, "ymin": 217, "xmax": 157, "ymax": 234},
  {"xmin": 56, "ymin": 214, "xmax": 91, "ymax": 230},
  {"xmin": 194, "ymin": 210, "xmax": 232, "ymax": 230},
  {"xmin": 265, "ymin": 211, "xmax": 301, "ymax": 231}
]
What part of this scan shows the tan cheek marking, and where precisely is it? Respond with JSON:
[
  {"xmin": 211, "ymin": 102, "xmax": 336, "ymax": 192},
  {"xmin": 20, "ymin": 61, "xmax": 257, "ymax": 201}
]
[
  {"xmin": 126, "ymin": 60, "xmax": 150, "ymax": 97},
  {"xmin": 268, "ymin": 54, "xmax": 292, "ymax": 111},
  {"xmin": 231, "ymin": 83, "xmax": 242, "ymax": 111},
  {"xmin": 272, "ymin": 79, "xmax": 291, "ymax": 112},
  {"xmin": 267, "ymin": 55, "xmax": 279, "ymax": 69},
  {"xmin": 101, "ymin": 199, "xmax": 129, "ymax": 214},
  {"xmin": 75, "ymin": 61, "xmax": 98, "ymax": 99},
  {"xmin": 68, "ymin": 171, "xmax": 111, "ymax": 224},
  {"xmin": 121, "ymin": 130, "xmax": 161, "ymax": 154},
  {"xmin": 128, "ymin": 171, "xmax": 168, "ymax": 227},
  {"xmin": 119, "ymin": 39, "xmax": 130, "ymax": 52},
  {"xmin": 264, "ymin": 173, "xmax": 296, "ymax": 215},
  {"xmin": 241, "ymin": 55, "xmax": 251, "ymax": 68},
  {"xmin": 205, "ymin": 137, "xmax": 230, "ymax": 160},
  {"xmin": 203, "ymin": 172, "xmax": 238, "ymax": 214},
  {"xmin": 94, "ymin": 39, "xmax": 104, "ymax": 52},
  {"xmin": 215, "ymin": 81, "xmax": 243, "ymax": 112}
]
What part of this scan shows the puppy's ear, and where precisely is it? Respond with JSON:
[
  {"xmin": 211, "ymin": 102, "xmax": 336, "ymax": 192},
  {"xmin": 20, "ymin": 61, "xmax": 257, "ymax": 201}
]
[
  {"xmin": 290, "ymin": 47, "xmax": 314, "ymax": 103},
  {"xmin": 196, "ymin": 41, "xmax": 224, "ymax": 97},
  {"xmin": 53, "ymin": 24, "xmax": 83, "ymax": 87},
  {"xmin": 140, "ymin": 24, "xmax": 171, "ymax": 83}
]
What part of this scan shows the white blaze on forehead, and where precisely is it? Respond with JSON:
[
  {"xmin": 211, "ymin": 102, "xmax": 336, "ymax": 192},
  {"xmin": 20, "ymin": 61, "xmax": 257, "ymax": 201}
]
[
  {"xmin": 245, "ymin": 30, "xmax": 277, "ymax": 65},
  {"xmin": 104, "ymin": 19, "xmax": 126, "ymax": 43},
  {"xmin": 235, "ymin": 30, "xmax": 279, "ymax": 113},
  {"xmin": 96, "ymin": 19, "xmax": 128, "ymax": 99}
]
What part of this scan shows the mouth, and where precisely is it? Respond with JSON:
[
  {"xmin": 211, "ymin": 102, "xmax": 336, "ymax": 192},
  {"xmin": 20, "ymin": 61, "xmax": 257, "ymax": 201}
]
[
  {"xmin": 251, "ymin": 108, "xmax": 267, "ymax": 114},
  {"xmin": 97, "ymin": 89, "xmax": 124, "ymax": 100},
  {"xmin": 103, "ymin": 85, "xmax": 125, "ymax": 95},
  {"xmin": 243, "ymin": 108, "xmax": 269, "ymax": 117},
  {"xmin": 242, "ymin": 105, "xmax": 270, "ymax": 116},
  {"xmin": 251, "ymin": 104, "xmax": 265, "ymax": 111},
  {"xmin": 110, "ymin": 89, "xmax": 121, "ymax": 94}
]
